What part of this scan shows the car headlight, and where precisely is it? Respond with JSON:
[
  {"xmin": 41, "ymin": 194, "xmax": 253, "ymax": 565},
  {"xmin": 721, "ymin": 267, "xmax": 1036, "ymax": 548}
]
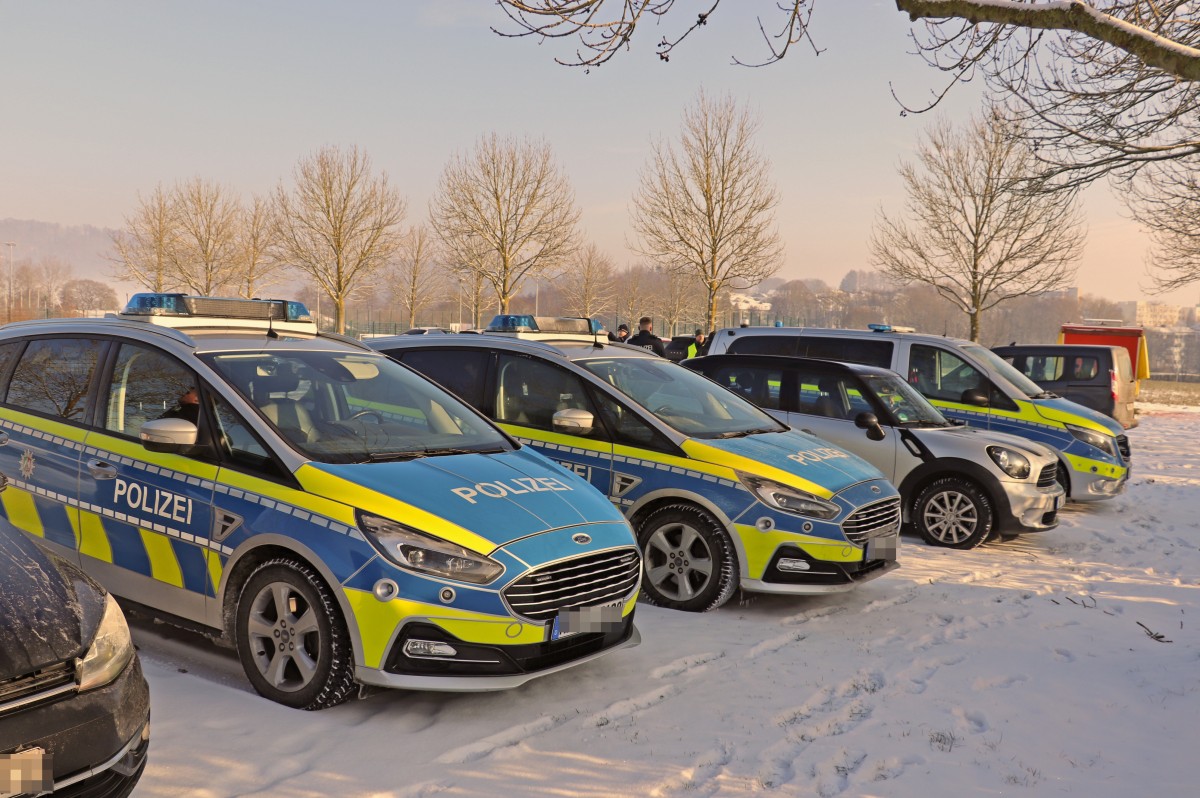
[
  {"xmin": 738, "ymin": 472, "xmax": 840, "ymax": 520},
  {"xmin": 78, "ymin": 593, "xmax": 135, "ymax": 692},
  {"xmin": 359, "ymin": 513, "xmax": 504, "ymax": 585},
  {"xmin": 1066, "ymin": 424, "xmax": 1116, "ymax": 457},
  {"xmin": 986, "ymin": 446, "xmax": 1032, "ymax": 479}
]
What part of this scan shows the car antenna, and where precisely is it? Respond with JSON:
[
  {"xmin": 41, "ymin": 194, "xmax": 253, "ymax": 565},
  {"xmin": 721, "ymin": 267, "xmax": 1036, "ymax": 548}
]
[
  {"xmin": 267, "ymin": 301, "xmax": 279, "ymax": 339},
  {"xmin": 593, "ymin": 320, "xmax": 603, "ymax": 349}
]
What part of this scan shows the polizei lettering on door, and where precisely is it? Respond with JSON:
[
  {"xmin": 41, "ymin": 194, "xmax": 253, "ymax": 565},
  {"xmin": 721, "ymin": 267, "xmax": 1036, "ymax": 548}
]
[
  {"xmin": 113, "ymin": 478, "xmax": 194, "ymax": 524},
  {"xmin": 452, "ymin": 477, "xmax": 573, "ymax": 504}
]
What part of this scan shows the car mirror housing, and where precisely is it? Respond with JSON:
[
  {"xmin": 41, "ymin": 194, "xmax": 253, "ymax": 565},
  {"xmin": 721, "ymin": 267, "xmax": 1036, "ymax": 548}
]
[
  {"xmin": 552, "ymin": 408, "xmax": 595, "ymax": 435},
  {"xmin": 139, "ymin": 417, "xmax": 199, "ymax": 453},
  {"xmin": 961, "ymin": 388, "xmax": 990, "ymax": 407},
  {"xmin": 854, "ymin": 412, "xmax": 886, "ymax": 441}
]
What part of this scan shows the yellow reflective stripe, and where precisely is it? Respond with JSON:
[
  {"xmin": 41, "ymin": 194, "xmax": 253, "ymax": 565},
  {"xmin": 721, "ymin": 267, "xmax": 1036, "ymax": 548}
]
[
  {"xmin": 221, "ymin": 467, "xmax": 357, "ymax": 526},
  {"xmin": 297, "ymin": 466, "xmax": 494, "ymax": 554},
  {"xmin": 498, "ymin": 423, "xmax": 613, "ymax": 455},
  {"xmin": 205, "ymin": 550, "xmax": 224, "ymax": 595},
  {"xmin": 3, "ymin": 488, "xmax": 44, "ymax": 538},
  {"xmin": 343, "ymin": 588, "xmax": 543, "ymax": 668},
  {"xmin": 86, "ymin": 432, "xmax": 220, "ymax": 480},
  {"xmin": 1063, "ymin": 452, "xmax": 1127, "ymax": 480},
  {"xmin": 734, "ymin": 524, "xmax": 862, "ymax": 578},
  {"xmin": 0, "ymin": 410, "xmax": 91, "ymax": 443},
  {"xmin": 76, "ymin": 510, "xmax": 113, "ymax": 563},
  {"xmin": 139, "ymin": 528, "xmax": 184, "ymax": 588},
  {"xmin": 611, "ymin": 443, "xmax": 732, "ymax": 480},
  {"xmin": 1013, "ymin": 400, "xmax": 1111, "ymax": 434},
  {"xmin": 681, "ymin": 440, "xmax": 832, "ymax": 498}
]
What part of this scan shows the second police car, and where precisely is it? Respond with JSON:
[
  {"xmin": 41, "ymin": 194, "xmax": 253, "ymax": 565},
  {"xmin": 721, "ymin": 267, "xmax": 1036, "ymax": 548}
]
[
  {"xmin": 370, "ymin": 331, "xmax": 904, "ymax": 612},
  {"xmin": 0, "ymin": 295, "xmax": 641, "ymax": 709}
]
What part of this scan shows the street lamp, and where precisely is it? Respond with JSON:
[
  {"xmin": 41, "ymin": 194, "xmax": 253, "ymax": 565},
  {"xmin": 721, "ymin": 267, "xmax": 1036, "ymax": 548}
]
[{"xmin": 4, "ymin": 242, "xmax": 15, "ymax": 324}]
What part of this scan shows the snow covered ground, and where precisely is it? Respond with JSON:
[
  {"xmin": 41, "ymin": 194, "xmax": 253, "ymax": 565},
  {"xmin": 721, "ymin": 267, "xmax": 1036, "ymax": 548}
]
[{"xmin": 129, "ymin": 409, "xmax": 1200, "ymax": 797}]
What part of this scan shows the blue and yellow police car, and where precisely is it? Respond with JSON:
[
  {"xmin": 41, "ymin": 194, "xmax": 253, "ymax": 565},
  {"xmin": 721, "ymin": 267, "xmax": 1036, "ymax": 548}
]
[
  {"xmin": 370, "ymin": 335, "xmax": 903, "ymax": 612},
  {"xmin": 0, "ymin": 295, "xmax": 641, "ymax": 709}
]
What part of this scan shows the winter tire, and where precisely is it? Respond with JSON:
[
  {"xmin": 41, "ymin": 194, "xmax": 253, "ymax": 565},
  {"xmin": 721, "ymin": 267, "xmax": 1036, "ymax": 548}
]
[
  {"xmin": 913, "ymin": 477, "xmax": 993, "ymax": 550},
  {"xmin": 235, "ymin": 558, "xmax": 356, "ymax": 710},
  {"xmin": 637, "ymin": 504, "xmax": 737, "ymax": 612}
]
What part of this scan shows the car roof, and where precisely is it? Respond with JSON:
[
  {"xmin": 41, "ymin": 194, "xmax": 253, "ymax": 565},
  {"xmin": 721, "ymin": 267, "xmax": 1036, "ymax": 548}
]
[
  {"xmin": 712, "ymin": 325, "xmax": 975, "ymax": 348},
  {"xmin": 686, "ymin": 353, "xmax": 896, "ymax": 377},
  {"xmin": 992, "ymin": 344, "xmax": 1118, "ymax": 355},
  {"xmin": 367, "ymin": 333, "xmax": 661, "ymax": 363},
  {"xmin": 0, "ymin": 317, "xmax": 373, "ymax": 355}
]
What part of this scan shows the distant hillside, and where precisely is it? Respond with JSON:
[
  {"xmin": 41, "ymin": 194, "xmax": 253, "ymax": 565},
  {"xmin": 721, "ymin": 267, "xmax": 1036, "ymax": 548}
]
[{"xmin": 0, "ymin": 218, "xmax": 117, "ymax": 280}]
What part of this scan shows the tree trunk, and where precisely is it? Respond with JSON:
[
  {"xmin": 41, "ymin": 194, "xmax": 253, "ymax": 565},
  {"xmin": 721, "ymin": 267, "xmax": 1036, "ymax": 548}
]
[{"xmin": 335, "ymin": 296, "xmax": 346, "ymax": 334}]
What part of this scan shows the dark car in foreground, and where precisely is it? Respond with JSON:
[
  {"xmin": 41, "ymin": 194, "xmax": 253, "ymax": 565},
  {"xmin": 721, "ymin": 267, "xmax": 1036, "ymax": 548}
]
[{"xmin": 1, "ymin": 527, "xmax": 149, "ymax": 798}]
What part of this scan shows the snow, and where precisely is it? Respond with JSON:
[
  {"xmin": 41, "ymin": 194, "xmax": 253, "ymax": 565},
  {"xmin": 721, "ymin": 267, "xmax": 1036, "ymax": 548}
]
[{"xmin": 129, "ymin": 409, "xmax": 1200, "ymax": 797}]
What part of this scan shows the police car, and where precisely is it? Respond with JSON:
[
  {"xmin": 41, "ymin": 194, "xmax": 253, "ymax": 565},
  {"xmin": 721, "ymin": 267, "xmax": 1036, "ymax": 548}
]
[
  {"xmin": 0, "ymin": 295, "xmax": 641, "ymax": 709},
  {"xmin": 370, "ymin": 335, "xmax": 903, "ymax": 612}
]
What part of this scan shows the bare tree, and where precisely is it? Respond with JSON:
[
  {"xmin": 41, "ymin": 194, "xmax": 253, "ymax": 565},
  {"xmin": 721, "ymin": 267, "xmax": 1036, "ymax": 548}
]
[
  {"xmin": 631, "ymin": 91, "xmax": 783, "ymax": 333},
  {"xmin": 169, "ymin": 178, "xmax": 242, "ymax": 295},
  {"xmin": 651, "ymin": 268, "xmax": 705, "ymax": 337},
  {"xmin": 274, "ymin": 145, "xmax": 407, "ymax": 333},
  {"xmin": 34, "ymin": 258, "xmax": 73, "ymax": 315},
  {"xmin": 61, "ymin": 278, "xmax": 119, "ymax": 315},
  {"xmin": 111, "ymin": 184, "xmax": 179, "ymax": 292},
  {"xmin": 560, "ymin": 243, "xmax": 616, "ymax": 319},
  {"xmin": 450, "ymin": 265, "xmax": 495, "ymax": 330},
  {"xmin": 1120, "ymin": 161, "xmax": 1200, "ymax": 293},
  {"xmin": 393, "ymin": 224, "xmax": 447, "ymax": 328},
  {"xmin": 234, "ymin": 194, "xmax": 285, "ymax": 299},
  {"xmin": 497, "ymin": 3, "xmax": 1200, "ymax": 186},
  {"xmin": 431, "ymin": 133, "xmax": 580, "ymax": 313},
  {"xmin": 614, "ymin": 264, "xmax": 654, "ymax": 332},
  {"xmin": 870, "ymin": 111, "xmax": 1085, "ymax": 342}
]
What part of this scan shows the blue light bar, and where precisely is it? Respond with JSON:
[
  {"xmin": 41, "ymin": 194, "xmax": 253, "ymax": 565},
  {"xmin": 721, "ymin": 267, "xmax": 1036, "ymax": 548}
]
[
  {"xmin": 123, "ymin": 293, "xmax": 313, "ymax": 322},
  {"xmin": 868, "ymin": 323, "xmax": 892, "ymax": 333}
]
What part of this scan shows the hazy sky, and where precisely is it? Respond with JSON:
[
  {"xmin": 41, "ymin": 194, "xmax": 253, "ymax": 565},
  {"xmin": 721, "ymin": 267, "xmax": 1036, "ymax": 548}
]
[{"xmin": 1, "ymin": 1, "xmax": 1192, "ymax": 305}]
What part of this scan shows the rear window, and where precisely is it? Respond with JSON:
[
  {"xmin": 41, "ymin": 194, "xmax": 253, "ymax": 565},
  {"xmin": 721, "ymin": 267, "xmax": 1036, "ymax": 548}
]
[
  {"xmin": 726, "ymin": 335, "xmax": 797, "ymax": 356},
  {"xmin": 1013, "ymin": 355, "xmax": 1101, "ymax": 382},
  {"xmin": 800, "ymin": 337, "xmax": 893, "ymax": 369}
]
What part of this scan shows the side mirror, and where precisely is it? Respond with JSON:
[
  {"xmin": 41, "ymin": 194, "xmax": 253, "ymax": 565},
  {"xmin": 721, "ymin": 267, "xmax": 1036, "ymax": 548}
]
[
  {"xmin": 140, "ymin": 418, "xmax": 198, "ymax": 454},
  {"xmin": 854, "ymin": 412, "xmax": 886, "ymax": 442},
  {"xmin": 961, "ymin": 388, "xmax": 990, "ymax": 407},
  {"xmin": 552, "ymin": 408, "xmax": 595, "ymax": 436}
]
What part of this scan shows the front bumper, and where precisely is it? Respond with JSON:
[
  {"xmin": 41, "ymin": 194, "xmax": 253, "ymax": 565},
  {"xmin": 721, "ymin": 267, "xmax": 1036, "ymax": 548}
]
[
  {"xmin": 1072, "ymin": 470, "xmax": 1129, "ymax": 502},
  {"xmin": 355, "ymin": 613, "xmax": 640, "ymax": 691},
  {"xmin": 741, "ymin": 533, "xmax": 900, "ymax": 594},
  {"xmin": 997, "ymin": 481, "xmax": 1064, "ymax": 533},
  {"xmin": 0, "ymin": 655, "xmax": 150, "ymax": 797}
]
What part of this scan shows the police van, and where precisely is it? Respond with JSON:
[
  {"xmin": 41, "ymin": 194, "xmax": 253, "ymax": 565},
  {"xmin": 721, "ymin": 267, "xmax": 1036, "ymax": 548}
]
[
  {"xmin": 0, "ymin": 295, "xmax": 641, "ymax": 709},
  {"xmin": 705, "ymin": 325, "xmax": 1131, "ymax": 501},
  {"xmin": 369, "ymin": 335, "xmax": 903, "ymax": 612}
]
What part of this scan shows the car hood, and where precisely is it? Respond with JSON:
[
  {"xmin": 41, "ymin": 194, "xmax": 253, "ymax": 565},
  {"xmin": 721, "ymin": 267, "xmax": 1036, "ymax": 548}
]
[
  {"xmin": 681, "ymin": 429, "xmax": 886, "ymax": 499},
  {"xmin": 1032, "ymin": 396, "xmax": 1124, "ymax": 436},
  {"xmin": 0, "ymin": 530, "xmax": 96, "ymax": 680},
  {"xmin": 918, "ymin": 425, "xmax": 1058, "ymax": 461},
  {"xmin": 298, "ymin": 447, "xmax": 628, "ymax": 553}
]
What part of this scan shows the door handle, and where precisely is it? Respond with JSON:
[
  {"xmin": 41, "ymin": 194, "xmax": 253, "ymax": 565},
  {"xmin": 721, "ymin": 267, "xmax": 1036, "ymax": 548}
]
[
  {"xmin": 0, "ymin": 431, "xmax": 8, "ymax": 446},
  {"xmin": 87, "ymin": 459, "xmax": 118, "ymax": 480}
]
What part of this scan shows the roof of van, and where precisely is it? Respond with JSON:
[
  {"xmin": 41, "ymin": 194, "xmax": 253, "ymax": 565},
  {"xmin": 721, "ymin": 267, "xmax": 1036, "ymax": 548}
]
[{"xmin": 711, "ymin": 325, "xmax": 974, "ymax": 347}]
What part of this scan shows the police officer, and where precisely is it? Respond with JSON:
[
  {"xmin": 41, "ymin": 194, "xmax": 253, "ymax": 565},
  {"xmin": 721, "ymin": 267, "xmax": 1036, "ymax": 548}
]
[
  {"xmin": 611, "ymin": 323, "xmax": 630, "ymax": 343},
  {"xmin": 627, "ymin": 316, "xmax": 667, "ymax": 357},
  {"xmin": 686, "ymin": 329, "xmax": 707, "ymax": 359}
]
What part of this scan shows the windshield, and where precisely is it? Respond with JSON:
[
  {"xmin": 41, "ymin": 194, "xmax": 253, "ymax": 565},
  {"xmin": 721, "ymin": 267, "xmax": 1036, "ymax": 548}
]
[
  {"xmin": 963, "ymin": 344, "xmax": 1046, "ymax": 398},
  {"xmin": 580, "ymin": 357, "xmax": 785, "ymax": 438},
  {"xmin": 203, "ymin": 350, "xmax": 511, "ymax": 464},
  {"xmin": 860, "ymin": 372, "xmax": 949, "ymax": 427}
]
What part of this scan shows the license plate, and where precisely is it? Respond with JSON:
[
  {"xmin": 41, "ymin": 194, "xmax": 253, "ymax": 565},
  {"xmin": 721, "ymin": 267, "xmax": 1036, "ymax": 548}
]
[
  {"xmin": 1, "ymin": 747, "xmax": 51, "ymax": 798},
  {"xmin": 550, "ymin": 601, "xmax": 624, "ymax": 641},
  {"xmin": 866, "ymin": 533, "xmax": 898, "ymax": 562},
  {"xmin": 1053, "ymin": 494, "xmax": 1062, "ymax": 511}
]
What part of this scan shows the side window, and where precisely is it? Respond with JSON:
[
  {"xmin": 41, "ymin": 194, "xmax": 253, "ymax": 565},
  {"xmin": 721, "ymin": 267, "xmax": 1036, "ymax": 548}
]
[
  {"xmin": 1069, "ymin": 356, "xmax": 1100, "ymax": 381},
  {"xmin": 212, "ymin": 394, "xmax": 287, "ymax": 479},
  {"xmin": 494, "ymin": 354, "xmax": 600, "ymax": 435},
  {"xmin": 394, "ymin": 348, "xmax": 489, "ymax": 409},
  {"xmin": 794, "ymin": 371, "xmax": 860, "ymax": 420},
  {"xmin": 588, "ymin": 388, "xmax": 674, "ymax": 453},
  {"xmin": 909, "ymin": 345, "xmax": 985, "ymax": 402},
  {"xmin": 726, "ymin": 336, "xmax": 798, "ymax": 356},
  {"xmin": 0, "ymin": 342, "xmax": 21, "ymax": 386},
  {"xmin": 5, "ymin": 338, "xmax": 106, "ymax": 422},
  {"xmin": 800, "ymin": 337, "xmax": 894, "ymax": 368},
  {"xmin": 1021, "ymin": 356, "xmax": 1066, "ymax": 382},
  {"xmin": 706, "ymin": 365, "xmax": 783, "ymax": 410},
  {"xmin": 104, "ymin": 343, "xmax": 201, "ymax": 438}
]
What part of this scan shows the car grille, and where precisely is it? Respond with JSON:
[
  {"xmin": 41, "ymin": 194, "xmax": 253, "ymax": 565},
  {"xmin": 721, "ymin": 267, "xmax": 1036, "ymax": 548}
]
[
  {"xmin": 1037, "ymin": 464, "xmax": 1058, "ymax": 489},
  {"xmin": 0, "ymin": 660, "xmax": 77, "ymax": 718},
  {"xmin": 841, "ymin": 497, "xmax": 902, "ymax": 545},
  {"xmin": 503, "ymin": 547, "xmax": 641, "ymax": 622},
  {"xmin": 1117, "ymin": 434, "xmax": 1131, "ymax": 462}
]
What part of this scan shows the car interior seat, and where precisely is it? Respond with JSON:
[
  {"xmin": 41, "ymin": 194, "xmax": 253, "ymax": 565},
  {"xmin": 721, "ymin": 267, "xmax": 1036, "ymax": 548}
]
[
  {"xmin": 814, "ymin": 376, "xmax": 847, "ymax": 419},
  {"xmin": 253, "ymin": 368, "xmax": 319, "ymax": 444}
]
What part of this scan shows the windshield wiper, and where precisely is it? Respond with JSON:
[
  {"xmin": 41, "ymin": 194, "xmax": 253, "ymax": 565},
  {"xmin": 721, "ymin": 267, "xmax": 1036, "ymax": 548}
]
[
  {"xmin": 364, "ymin": 446, "xmax": 506, "ymax": 462},
  {"xmin": 714, "ymin": 427, "xmax": 781, "ymax": 439}
]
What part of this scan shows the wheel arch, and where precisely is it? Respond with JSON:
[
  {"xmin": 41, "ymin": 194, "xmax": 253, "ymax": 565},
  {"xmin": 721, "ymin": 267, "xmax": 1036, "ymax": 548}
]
[
  {"xmin": 627, "ymin": 489, "xmax": 745, "ymax": 577},
  {"xmin": 897, "ymin": 458, "xmax": 1010, "ymax": 524}
]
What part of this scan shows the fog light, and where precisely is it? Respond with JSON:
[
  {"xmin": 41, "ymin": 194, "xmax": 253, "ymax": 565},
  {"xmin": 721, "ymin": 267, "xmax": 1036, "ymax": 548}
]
[
  {"xmin": 404, "ymin": 639, "xmax": 458, "ymax": 658},
  {"xmin": 777, "ymin": 558, "xmax": 811, "ymax": 572}
]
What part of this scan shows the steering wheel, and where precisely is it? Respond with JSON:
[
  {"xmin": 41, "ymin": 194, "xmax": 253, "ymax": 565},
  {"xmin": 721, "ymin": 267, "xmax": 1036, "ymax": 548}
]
[{"xmin": 348, "ymin": 410, "xmax": 384, "ymax": 424}]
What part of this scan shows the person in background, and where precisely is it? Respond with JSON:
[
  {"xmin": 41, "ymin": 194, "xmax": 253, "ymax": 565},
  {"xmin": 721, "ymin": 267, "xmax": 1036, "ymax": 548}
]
[
  {"xmin": 613, "ymin": 323, "xmax": 630, "ymax": 343},
  {"xmin": 628, "ymin": 316, "xmax": 667, "ymax": 357},
  {"xmin": 162, "ymin": 386, "xmax": 201, "ymax": 425},
  {"xmin": 687, "ymin": 329, "xmax": 707, "ymax": 359}
]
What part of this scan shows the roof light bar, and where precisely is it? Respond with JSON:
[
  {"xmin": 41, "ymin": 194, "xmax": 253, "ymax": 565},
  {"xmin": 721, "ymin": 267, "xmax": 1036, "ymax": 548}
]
[{"xmin": 123, "ymin": 293, "xmax": 313, "ymax": 323}]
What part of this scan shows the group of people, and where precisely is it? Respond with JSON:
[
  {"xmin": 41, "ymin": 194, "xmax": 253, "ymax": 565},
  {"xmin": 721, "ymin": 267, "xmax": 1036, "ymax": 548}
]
[{"xmin": 609, "ymin": 316, "xmax": 707, "ymax": 359}]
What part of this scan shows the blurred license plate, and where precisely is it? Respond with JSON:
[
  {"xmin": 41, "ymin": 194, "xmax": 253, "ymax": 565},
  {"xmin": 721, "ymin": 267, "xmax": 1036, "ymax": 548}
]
[
  {"xmin": 866, "ymin": 533, "xmax": 898, "ymax": 562},
  {"xmin": 1, "ymin": 747, "xmax": 51, "ymax": 798},
  {"xmin": 551, "ymin": 601, "xmax": 623, "ymax": 641}
]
